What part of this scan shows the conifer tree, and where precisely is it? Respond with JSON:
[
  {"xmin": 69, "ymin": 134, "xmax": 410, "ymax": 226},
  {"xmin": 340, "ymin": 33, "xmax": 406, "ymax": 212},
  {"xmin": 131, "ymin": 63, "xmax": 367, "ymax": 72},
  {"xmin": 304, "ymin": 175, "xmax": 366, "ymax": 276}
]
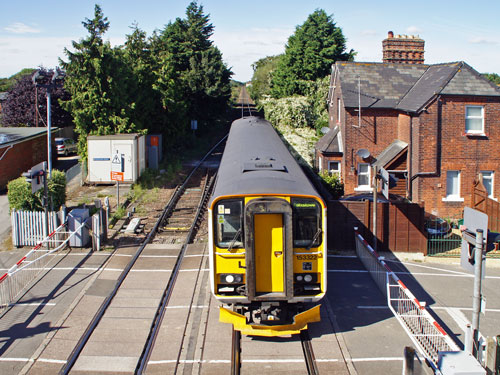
[
  {"xmin": 60, "ymin": 5, "xmax": 138, "ymax": 161},
  {"xmin": 271, "ymin": 9, "xmax": 355, "ymax": 98}
]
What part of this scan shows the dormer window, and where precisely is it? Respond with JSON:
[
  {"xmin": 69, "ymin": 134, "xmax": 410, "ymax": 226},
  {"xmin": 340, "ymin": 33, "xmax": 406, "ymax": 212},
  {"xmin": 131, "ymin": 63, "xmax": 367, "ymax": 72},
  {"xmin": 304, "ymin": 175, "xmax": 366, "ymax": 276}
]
[{"xmin": 465, "ymin": 106, "xmax": 484, "ymax": 135}]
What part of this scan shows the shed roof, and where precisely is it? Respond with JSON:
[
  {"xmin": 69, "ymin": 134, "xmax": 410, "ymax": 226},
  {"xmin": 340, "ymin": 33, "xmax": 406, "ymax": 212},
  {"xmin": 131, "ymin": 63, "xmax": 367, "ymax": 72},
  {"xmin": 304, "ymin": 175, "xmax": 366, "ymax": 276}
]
[
  {"xmin": 334, "ymin": 61, "xmax": 500, "ymax": 113},
  {"xmin": 315, "ymin": 126, "xmax": 341, "ymax": 154},
  {"xmin": 373, "ymin": 140, "xmax": 408, "ymax": 169}
]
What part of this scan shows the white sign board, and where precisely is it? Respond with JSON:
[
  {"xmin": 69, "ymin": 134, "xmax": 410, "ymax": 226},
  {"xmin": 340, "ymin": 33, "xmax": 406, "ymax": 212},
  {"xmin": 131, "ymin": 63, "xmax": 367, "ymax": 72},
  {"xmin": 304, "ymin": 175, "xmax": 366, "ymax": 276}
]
[{"xmin": 111, "ymin": 151, "xmax": 124, "ymax": 173}]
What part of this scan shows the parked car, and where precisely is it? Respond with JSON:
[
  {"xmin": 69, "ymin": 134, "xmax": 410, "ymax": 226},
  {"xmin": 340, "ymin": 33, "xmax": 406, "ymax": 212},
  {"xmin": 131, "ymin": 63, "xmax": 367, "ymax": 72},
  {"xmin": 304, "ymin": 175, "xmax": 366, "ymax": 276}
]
[
  {"xmin": 424, "ymin": 215, "xmax": 452, "ymax": 238},
  {"xmin": 339, "ymin": 192, "xmax": 407, "ymax": 203},
  {"xmin": 55, "ymin": 138, "xmax": 77, "ymax": 156}
]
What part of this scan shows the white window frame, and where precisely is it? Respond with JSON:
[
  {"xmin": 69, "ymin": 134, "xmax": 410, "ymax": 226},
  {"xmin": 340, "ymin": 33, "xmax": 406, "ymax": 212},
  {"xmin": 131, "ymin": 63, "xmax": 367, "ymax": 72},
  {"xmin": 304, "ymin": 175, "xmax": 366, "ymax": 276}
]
[
  {"xmin": 480, "ymin": 170, "xmax": 495, "ymax": 199},
  {"xmin": 443, "ymin": 170, "xmax": 464, "ymax": 202},
  {"xmin": 465, "ymin": 105, "xmax": 485, "ymax": 135},
  {"xmin": 328, "ymin": 161, "xmax": 341, "ymax": 178},
  {"xmin": 355, "ymin": 163, "xmax": 372, "ymax": 191}
]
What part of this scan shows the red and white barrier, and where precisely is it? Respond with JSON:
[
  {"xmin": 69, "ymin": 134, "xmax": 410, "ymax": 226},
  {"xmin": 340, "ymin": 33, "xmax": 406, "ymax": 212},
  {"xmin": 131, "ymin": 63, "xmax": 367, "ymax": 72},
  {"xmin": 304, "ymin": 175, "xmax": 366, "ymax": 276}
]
[
  {"xmin": 354, "ymin": 229, "xmax": 460, "ymax": 367},
  {"xmin": 0, "ymin": 220, "xmax": 85, "ymax": 317}
]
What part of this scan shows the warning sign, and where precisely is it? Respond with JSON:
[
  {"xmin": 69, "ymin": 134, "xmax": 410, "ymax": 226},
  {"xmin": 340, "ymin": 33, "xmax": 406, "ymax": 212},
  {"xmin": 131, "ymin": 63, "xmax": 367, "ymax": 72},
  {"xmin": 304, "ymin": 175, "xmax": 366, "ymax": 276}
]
[
  {"xmin": 111, "ymin": 152, "xmax": 124, "ymax": 173},
  {"xmin": 111, "ymin": 171, "xmax": 124, "ymax": 182}
]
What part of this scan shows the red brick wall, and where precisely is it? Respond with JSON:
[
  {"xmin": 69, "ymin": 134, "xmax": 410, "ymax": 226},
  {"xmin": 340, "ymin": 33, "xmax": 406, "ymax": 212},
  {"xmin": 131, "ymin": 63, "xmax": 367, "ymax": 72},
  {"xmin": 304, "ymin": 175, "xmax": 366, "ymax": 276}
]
[
  {"xmin": 342, "ymin": 108, "xmax": 399, "ymax": 194},
  {"xmin": 0, "ymin": 135, "xmax": 48, "ymax": 190},
  {"xmin": 414, "ymin": 96, "xmax": 500, "ymax": 218}
]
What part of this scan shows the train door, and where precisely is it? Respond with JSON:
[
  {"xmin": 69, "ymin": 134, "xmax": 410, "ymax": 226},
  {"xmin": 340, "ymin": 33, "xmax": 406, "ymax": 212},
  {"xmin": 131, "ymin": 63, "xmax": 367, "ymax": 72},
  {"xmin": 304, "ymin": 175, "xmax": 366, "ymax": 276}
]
[
  {"xmin": 245, "ymin": 198, "xmax": 293, "ymax": 300},
  {"xmin": 254, "ymin": 213, "xmax": 284, "ymax": 293}
]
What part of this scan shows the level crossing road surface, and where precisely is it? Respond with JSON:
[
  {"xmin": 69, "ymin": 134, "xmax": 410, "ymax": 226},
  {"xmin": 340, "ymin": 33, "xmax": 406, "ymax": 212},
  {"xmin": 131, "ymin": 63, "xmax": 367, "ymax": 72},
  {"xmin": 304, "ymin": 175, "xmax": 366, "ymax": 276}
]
[
  {"xmin": 328, "ymin": 254, "xmax": 500, "ymax": 374},
  {"xmin": 0, "ymin": 248, "xmax": 112, "ymax": 374},
  {"xmin": 1, "ymin": 245, "xmax": 498, "ymax": 374}
]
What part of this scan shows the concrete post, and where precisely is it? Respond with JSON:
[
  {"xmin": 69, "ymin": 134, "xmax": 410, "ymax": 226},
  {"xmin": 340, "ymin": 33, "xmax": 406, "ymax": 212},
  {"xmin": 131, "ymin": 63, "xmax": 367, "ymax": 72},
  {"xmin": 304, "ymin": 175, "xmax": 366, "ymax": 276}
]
[{"xmin": 472, "ymin": 229, "xmax": 484, "ymax": 359}]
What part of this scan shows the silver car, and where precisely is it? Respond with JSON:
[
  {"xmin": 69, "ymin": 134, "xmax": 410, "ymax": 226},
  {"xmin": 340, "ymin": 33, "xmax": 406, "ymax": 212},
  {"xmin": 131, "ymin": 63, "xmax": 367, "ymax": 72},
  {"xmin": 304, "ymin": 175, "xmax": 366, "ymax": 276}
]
[{"xmin": 55, "ymin": 137, "xmax": 77, "ymax": 156}]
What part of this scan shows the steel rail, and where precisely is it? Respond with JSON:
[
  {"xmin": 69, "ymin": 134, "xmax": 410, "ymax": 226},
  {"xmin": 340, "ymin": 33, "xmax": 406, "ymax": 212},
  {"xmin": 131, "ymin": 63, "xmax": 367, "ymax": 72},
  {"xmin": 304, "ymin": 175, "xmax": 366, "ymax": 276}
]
[
  {"xmin": 300, "ymin": 329, "xmax": 319, "ymax": 375},
  {"xmin": 231, "ymin": 327, "xmax": 242, "ymax": 375},
  {"xmin": 137, "ymin": 171, "xmax": 216, "ymax": 374},
  {"xmin": 59, "ymin": 134, "xmax": 227, "ymax": 375}
]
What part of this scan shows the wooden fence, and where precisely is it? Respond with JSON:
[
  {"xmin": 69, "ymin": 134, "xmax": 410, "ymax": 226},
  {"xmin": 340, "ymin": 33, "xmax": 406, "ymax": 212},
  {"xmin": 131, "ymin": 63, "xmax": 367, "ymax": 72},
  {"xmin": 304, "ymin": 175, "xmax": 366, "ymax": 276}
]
[
  {"xmin": 327, "ymin": 200, "xmax": 427, "ymax": 254},
  {"xmin": 471, "ymin": 179, "xmax": 500, "ymax": 233}
]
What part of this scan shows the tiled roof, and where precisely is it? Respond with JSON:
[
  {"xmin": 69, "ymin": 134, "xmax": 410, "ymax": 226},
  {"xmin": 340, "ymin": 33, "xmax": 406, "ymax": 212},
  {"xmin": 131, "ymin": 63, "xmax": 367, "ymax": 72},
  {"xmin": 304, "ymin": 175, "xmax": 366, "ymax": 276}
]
[
  {"xmin": 335, "ymin": 61, "xmax": 500, "ymax": 113},
  {"xmin": 316, "ymin": 126, "xmax": 341, "ymax": 153}
]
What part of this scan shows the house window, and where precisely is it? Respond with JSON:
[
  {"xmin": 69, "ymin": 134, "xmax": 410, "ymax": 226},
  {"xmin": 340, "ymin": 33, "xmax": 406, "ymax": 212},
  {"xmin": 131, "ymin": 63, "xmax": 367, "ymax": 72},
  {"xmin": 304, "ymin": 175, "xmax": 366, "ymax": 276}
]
[
  {"xmin": 480, "ymin": 171, "xmax": 494, "ymax": 198},
  {"xmin": 328, "ymin": 161, "xmax": 341, "ymax": 178},
  {"xmin": 355, "ymin": 163, "xmax": 371, "ymax": 191},
  {"xmin": 443, "ymin": 170, "xmax": 464, "ymax": 202},
  {"xmin": 337, "ymin": 98, "xmax": 341, "ymax": 123},
  {"xmin": 465, "ymin": 106, "xmax": 484, "ymax": 134}
]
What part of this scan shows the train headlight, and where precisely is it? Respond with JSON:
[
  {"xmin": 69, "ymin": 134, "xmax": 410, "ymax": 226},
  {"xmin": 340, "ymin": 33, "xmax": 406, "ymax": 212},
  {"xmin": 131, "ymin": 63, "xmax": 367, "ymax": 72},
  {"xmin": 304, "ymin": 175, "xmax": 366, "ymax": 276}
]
[
  {"xmin": 220, "ymin": 274, "xmax": 244, "ymax": 284},
  {"xmin": 296, "ymin": 275, "xmax": 303, "ymax": 282},
  {"xmin": 304, "ymin": 274, "xmax": 313, "ymax": 283}
]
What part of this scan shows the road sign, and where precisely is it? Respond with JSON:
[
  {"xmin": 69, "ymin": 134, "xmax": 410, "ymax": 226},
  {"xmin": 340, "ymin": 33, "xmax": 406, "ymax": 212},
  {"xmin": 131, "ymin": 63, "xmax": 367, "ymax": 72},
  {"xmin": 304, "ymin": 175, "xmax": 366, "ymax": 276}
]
[
  {"xmin": 110, "ymin": 171, "xmax": 124, "ymax": 182},
  {"xmin": 380, "ymin": 167, "xmax": 389, "ymax": 200}
]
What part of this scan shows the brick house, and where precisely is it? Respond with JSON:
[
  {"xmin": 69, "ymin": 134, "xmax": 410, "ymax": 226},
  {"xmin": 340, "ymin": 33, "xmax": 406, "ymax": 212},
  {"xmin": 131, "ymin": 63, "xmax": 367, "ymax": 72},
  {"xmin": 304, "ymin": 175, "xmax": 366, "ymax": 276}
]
[
  {"xmin": 316, "ymin": 56, "xmax": 500, "ymax": 219},
  {"xmin": 0, "ymin": 127, "xmax": 58, "ymax": 190}
]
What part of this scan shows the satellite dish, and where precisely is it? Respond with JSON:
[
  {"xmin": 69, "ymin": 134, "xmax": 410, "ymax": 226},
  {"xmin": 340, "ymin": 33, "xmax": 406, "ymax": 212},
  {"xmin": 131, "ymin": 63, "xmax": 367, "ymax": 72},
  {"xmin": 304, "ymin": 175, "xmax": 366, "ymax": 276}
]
[
  {"xmin": 320, "ymin": 127, "xmax": 330, "ymax": 135},
  {"xmin": 356, "ymin": 149, "xmax": 371, "ymax": 159}
]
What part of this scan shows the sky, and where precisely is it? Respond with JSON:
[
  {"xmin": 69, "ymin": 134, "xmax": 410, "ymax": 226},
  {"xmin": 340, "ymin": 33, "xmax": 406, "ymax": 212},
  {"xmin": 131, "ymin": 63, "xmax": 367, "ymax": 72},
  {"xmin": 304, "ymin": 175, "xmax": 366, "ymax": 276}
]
[{"xmin": 1, "ymin": 0, "xmax": 499, "ymax": 83}]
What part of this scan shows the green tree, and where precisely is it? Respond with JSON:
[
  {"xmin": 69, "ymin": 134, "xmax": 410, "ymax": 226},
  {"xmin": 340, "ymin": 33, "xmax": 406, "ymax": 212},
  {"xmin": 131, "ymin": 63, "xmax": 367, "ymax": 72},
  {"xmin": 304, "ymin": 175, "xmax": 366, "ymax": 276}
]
[
  {"xmin": 153, "ymin": 1, "xmax": 232, "ymax": 133},
  {"xmin": 249, "ymin": 55, "xmax": 281, "ymax": 103},
  {"xmin": 271, "ymin": 9, "xmax": 354, "ymax": 98},
  {"xmin": 123, "ymin": 24, "xmax": 165, "ymax": 134},
  {"xmin": 483, "ymin": 73, "xmax": 500, "ymax": 85},
  {"xmin": 60, "ymin": 5, "xmax": 139, "ymax": 162}
]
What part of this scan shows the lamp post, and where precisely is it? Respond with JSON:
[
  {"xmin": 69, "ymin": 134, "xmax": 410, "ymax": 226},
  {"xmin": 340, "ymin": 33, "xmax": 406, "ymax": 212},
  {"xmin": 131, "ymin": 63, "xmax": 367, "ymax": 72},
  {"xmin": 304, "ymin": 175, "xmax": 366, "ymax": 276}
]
[{"xmin": 32, "ymin": 68, "xmax": 65, "ymax": 179}]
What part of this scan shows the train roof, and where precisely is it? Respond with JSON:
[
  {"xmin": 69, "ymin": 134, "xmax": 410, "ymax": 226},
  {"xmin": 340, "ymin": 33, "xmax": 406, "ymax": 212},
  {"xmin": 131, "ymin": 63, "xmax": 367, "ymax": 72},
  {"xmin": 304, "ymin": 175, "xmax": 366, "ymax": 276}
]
[{"xmin": 210, "ymin": 117, "xmax": 321, "ymax": 203}]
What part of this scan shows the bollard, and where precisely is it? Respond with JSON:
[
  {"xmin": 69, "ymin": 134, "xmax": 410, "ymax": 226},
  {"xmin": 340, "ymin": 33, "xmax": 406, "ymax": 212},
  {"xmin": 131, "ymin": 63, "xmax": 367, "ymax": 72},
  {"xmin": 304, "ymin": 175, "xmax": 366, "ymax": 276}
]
[{"xmin": 402, "ymin": 346, "xmax": 415, "ymax": 375}]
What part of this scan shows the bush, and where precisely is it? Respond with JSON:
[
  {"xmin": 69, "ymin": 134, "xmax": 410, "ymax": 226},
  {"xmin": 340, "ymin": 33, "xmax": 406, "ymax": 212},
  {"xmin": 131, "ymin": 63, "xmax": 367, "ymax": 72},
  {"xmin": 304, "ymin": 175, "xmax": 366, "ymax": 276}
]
[
  {"xmin": 7, "ymin": 169, "xmax": 67, "ymax": 212},
  {"xmin": 319, "ymin": 171, "xmax": 344, "ymax": 199},
  {"xmin": 261, "ymin": 96, "xmax": 313, "ymax": 128}
]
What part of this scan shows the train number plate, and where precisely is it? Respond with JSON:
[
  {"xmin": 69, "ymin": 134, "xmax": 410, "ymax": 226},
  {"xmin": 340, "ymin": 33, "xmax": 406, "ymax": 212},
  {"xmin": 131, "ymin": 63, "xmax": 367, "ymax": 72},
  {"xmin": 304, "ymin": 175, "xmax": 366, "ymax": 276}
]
[{"xmin": 296, "ymin": 254, "xmax": 317, "ymax": 260}]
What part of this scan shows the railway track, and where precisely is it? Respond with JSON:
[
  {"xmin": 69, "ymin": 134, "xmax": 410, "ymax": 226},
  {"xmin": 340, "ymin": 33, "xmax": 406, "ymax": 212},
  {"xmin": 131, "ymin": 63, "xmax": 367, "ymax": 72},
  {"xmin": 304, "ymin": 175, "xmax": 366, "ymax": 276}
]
[
  {"xmin": 58, "ymin": 136, "xmax": 226, "ymax": 374},
  {"xmin": 230, "ymin": 328, "xmax": 320, "ymax": 375}
]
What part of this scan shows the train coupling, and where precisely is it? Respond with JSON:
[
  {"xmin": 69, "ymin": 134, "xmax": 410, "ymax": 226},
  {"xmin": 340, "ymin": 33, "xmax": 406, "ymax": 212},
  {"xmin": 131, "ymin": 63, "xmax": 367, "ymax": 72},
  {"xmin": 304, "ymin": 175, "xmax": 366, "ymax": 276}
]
[{"xmin": 219, "ymin": 304, "xmax": 321, "ymax": 337}]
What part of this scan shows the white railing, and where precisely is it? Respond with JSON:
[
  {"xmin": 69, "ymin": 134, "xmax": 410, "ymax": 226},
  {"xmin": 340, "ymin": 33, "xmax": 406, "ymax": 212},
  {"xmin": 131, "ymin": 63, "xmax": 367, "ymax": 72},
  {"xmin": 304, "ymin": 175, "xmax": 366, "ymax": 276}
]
[
  {"xmin": 11, "ymin": 209, "xmax": 63, "ymax": 247},
  {"xmin": 354, "ymin": 229, "xmax": 460, "ymax": 367},
  {"xmin": 0, "ymin": 220, "xmax": 85, "ymax": 317}
]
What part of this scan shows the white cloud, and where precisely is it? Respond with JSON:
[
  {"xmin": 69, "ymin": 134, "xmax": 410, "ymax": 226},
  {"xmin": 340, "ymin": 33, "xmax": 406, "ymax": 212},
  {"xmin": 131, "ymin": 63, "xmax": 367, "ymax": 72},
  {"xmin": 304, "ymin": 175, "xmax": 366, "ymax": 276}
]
[
  {"xmin": 4, "ymin": 22, "xmax": 41, "ymax": 34},
  {"xmin": 468, "ymin": 36, "xmax": 497, "ymax": 45},
  {"xmin": 406, "ymin": 26, "xmax": 422, "ymax": 34},
  {"xmin": 212, "ymin": 27, "xmax": 292, "ymax": 82},
  {"xmin": 361, "ymin": 30, "xmax": 377, "ymax": 36}
]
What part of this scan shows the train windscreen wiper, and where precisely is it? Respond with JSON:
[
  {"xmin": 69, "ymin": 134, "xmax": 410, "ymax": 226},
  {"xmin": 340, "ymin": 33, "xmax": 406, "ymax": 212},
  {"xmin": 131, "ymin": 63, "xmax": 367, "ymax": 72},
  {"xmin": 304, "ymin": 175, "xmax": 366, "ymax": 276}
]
[
  {"xmin": 227, "ymin": 228, "xmax": 242, "ymax": 252},
  {"xmin": 306, "ymin": 228, "xmax": 322, "ymax": 250}
]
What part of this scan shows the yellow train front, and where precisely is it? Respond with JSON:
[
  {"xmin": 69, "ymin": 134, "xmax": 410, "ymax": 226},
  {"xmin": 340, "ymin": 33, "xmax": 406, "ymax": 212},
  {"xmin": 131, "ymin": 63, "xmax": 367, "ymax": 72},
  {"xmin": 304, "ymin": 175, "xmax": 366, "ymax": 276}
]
[{"xmin": 208, "ymin": 117, "xmax": 327, "ymax": 337}]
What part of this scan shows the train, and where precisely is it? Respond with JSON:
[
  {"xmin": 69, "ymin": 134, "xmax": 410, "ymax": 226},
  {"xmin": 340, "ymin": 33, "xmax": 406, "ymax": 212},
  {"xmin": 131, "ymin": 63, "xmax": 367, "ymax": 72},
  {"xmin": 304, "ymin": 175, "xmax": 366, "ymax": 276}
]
[{"xmin": 208, "ymin": 116, "xmax": 327, "ymax": 337}]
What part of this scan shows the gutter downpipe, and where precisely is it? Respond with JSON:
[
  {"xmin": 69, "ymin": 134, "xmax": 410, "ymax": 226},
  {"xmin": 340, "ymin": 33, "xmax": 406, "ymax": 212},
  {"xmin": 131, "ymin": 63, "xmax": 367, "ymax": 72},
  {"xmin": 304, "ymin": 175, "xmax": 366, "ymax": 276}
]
[{"xmin": 408, "ymin": 96, "xmax": 442, "ymax": 201}]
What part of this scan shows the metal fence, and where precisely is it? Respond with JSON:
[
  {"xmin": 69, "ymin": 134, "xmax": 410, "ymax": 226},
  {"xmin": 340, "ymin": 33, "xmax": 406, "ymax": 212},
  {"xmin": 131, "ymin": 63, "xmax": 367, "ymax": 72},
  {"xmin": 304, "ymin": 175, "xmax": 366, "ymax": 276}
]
[
  {"xmin": 0, "ymin": 219, "xmax": 85, "ymax": 317},
  {"xmin": 354, "ymin": 228, "xmax": 460, "ymax": 368}
]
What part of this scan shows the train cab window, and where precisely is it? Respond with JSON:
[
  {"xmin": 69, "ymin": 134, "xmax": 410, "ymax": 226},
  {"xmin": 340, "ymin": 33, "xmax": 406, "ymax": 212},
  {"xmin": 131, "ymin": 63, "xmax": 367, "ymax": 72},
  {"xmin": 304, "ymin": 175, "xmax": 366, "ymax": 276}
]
[
  {"xmin": 292, "ymin": 198, "xmax": 322, "ymax": 248},
  {"xmin": 214, "ymin": 199, "xmax": 244, "ymax": 248}
]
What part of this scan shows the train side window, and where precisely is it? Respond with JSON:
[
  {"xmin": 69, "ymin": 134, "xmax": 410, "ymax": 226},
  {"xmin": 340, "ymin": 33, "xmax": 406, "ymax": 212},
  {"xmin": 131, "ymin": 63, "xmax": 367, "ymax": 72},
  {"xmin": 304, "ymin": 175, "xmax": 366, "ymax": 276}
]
[
  {"xmin": 214, "ymin": 199, "xmax": 244, "ymax": 248},
  {"xmin": 292, "ymin": 198, "xmax": 321, "ymax": 248}
]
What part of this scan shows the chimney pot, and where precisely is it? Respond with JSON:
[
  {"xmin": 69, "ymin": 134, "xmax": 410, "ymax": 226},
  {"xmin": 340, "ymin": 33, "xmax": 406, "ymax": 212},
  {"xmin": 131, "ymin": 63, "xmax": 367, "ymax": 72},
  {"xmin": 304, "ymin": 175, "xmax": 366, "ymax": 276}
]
[{"xmin": 388, "ymin": 31, "xmax": 394, "ymax": 38}]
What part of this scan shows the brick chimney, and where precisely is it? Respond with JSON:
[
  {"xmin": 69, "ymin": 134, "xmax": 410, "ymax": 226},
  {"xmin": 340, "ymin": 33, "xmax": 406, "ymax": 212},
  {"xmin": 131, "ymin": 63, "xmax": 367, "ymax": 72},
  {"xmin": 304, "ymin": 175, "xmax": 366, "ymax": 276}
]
[{"xmin": 383, "ymin": 31, "xmax": 425, "ymax": 64}]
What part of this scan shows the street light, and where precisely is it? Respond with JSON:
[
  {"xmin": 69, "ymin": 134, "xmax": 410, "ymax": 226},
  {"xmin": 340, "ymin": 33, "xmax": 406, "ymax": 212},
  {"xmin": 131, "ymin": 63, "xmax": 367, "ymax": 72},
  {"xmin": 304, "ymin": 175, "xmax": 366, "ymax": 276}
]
[{"xmin": 32, "ymin": 68, "xmax": 65, "ymax": 179}]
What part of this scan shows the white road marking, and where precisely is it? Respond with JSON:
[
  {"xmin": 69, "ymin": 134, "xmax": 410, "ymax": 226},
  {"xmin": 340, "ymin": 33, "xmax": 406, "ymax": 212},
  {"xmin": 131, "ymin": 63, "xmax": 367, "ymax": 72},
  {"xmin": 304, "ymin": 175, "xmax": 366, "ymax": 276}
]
[
  {"xmin": 0, "ymin": 357, "xmax": 31, "ymax": 362},
  {"xmin": 9, "ymin": 302, "xmax": 56, "ymax": 307},
  {"xmin": 166, "ymin": 305, "xmax": 208, "ymax": 309},
  {"xmin": 37, "ymin": 358, "xmax": 67, "ymax": 363},
  {"xmin": 149, "ymin": 357, "xmax": 402, "ymax": 365}
]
